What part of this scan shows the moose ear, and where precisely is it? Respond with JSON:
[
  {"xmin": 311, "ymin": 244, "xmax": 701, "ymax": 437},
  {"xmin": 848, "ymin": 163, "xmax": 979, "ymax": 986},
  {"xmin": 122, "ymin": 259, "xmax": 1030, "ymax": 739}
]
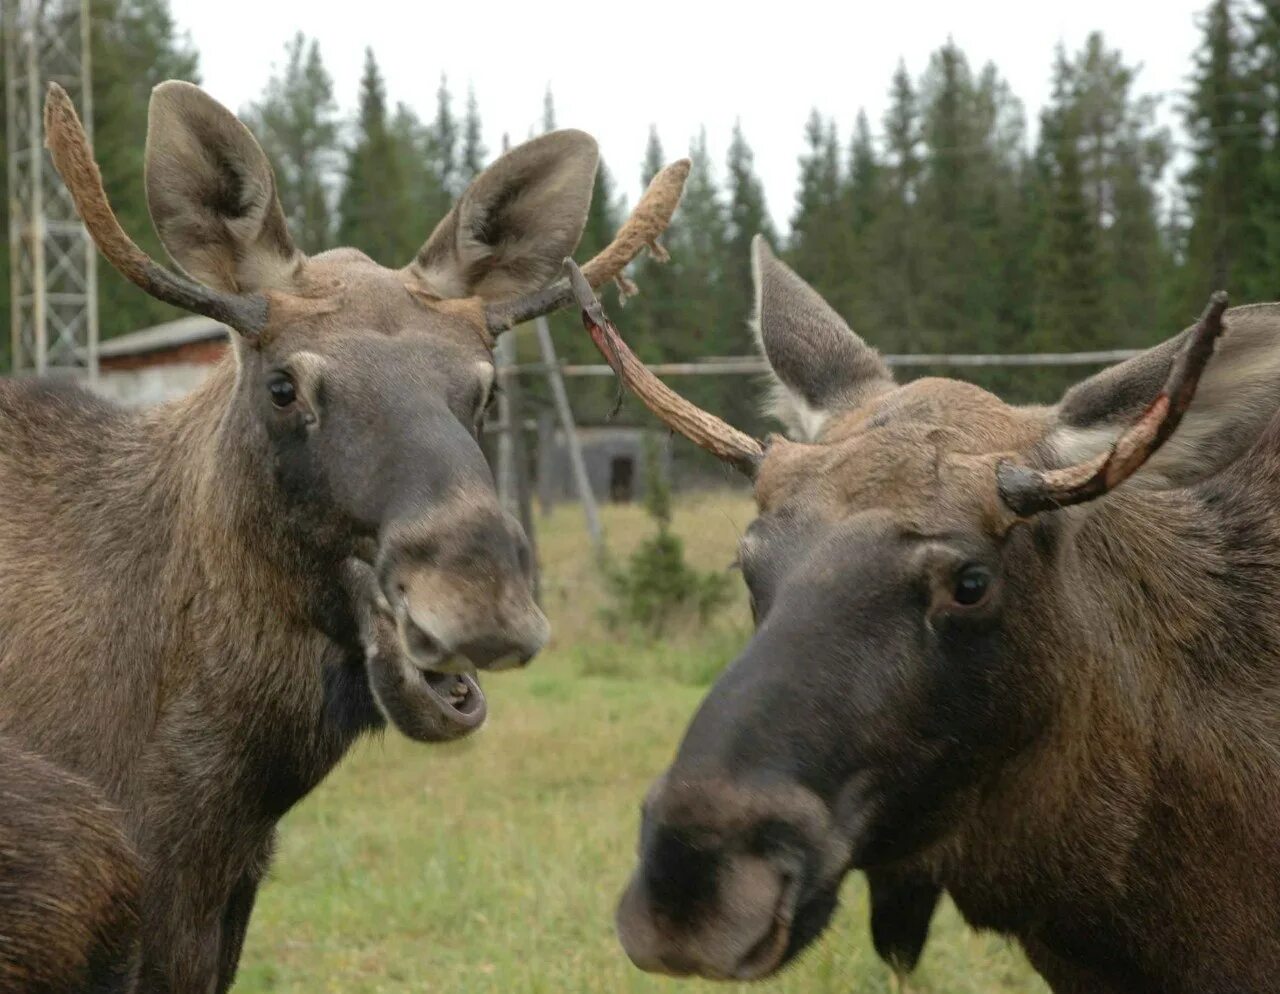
[
  {"xmin": 752, "ymin": 236, "xmax": 894, "ymax": 440},
  {"xmin": 410, "ymin": 129, "xmax": 598, "ymax": 301},
  {"xmin": 144, "ymin": 81, "xmax": 299, "ymax": 294},
  {"xmin": 1046, "ymin": 303, "xmax": 1280, "ymax": 489}
]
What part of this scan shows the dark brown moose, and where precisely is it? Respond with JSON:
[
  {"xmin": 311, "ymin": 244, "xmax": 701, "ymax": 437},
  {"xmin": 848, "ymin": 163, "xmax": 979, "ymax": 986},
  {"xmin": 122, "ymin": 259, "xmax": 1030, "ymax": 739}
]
[
  {"xmin": 572, "ymin": 239, "xmax": 1280, "ymax": 994},
  {"xmin": 0, "ymin": 736, "xmax": 141, "ymax": 993},
  {"xmin": 0, "ymin": 82, "xmax": 687, "ymax": 992}
]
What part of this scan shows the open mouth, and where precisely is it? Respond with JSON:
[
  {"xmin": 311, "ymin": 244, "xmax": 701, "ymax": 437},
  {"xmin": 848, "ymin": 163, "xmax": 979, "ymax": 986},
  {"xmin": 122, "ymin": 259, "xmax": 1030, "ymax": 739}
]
[{"xmin": 416, "ymin": 665, "xmax": 486, "ymax": 722}]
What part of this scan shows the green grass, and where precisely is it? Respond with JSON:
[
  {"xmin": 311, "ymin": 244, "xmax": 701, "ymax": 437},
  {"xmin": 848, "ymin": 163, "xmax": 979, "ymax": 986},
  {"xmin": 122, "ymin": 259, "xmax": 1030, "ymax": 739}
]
[{"xmin": 235, "ymin": 494, "xmax": 1046, "ymax": 994}]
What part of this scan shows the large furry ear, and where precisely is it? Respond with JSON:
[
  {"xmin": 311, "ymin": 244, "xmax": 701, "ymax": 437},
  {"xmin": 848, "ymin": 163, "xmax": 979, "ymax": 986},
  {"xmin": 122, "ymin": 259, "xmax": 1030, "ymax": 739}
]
[
  {"xmin": 1046, "ymin": 302, "xmax": 1280, "ymax": 489},
  {"xmin": 144, "ymin": 81, "xmax": 299, "ymax": 293},
  {"xmin": 410, "ymin": 129, "xmax": 598, "ymax": 301},
  {"xmin": 751, "ymin": 236, "xmax": 894, "ymax": 440}
]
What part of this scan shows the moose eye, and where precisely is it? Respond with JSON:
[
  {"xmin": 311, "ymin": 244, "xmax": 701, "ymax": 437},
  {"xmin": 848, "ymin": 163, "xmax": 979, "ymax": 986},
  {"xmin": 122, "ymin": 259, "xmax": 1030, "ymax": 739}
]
[
  {"xmin": 268, "ymin": 373, "xmax": 297, "ymax": 409},
  {"xmin": 952, "ymin": 564, "xmax": 993, "ymax": 607}
]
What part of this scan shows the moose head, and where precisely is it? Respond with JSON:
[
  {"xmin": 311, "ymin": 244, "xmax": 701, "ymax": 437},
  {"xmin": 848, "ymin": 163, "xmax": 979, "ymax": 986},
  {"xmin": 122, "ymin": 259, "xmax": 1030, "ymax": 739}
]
[
  {"xmin": 45, "ymin": 82, "xmax": 688, "ymax": 743},
  {"xmin": 563, "ymin": 239, "xmax": 1265, "ymax": 981}
]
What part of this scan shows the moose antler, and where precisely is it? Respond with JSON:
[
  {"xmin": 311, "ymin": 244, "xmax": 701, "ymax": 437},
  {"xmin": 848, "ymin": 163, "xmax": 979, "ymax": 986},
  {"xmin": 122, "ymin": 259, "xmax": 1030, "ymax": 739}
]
[
  {"xmin": 997, "ymin": 291, "xmax": 1230, "ymax": 517},
  {"xmin": 567, "ymin": 260, "xmax": 766, "ymax": 478},
  {"xmin": 484, "ymin": 159, "xmax": 691, "ymax": 333},
  {"xmin": 43, "ymin": 83, "xmax": 270, "ymax": 338}
]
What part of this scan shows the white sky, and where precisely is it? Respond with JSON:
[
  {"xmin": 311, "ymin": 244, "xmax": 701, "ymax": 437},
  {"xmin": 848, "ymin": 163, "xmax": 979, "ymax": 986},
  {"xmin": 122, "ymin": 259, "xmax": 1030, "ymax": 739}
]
[{"xmin": 169, "ymin": 0, "xmax": 1206, "ymax": 232}]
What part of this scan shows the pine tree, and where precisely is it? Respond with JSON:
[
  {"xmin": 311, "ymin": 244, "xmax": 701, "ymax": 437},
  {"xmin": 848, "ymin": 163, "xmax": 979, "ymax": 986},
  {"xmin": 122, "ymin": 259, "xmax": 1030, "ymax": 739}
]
[
  {"xmin": 875, "ymin": 62, "xmax": 925, "ymax": 349},
  {"xmin": 846, "ymin": 111, "xmax": 883, "ymax": 234},
  {"xmin": 1177, "ymin": 0, "xmax": 1270, "ymax": 313},
  {"xmin": 1033, "ymin": 50, "xmax": 1106, "ymax": 354},
  {"xmin": 835, "ymin": 111, "xmax": 887, "ymax": 337},
  {"xmin": 542, "ymin": 85, "xmax": 557, "ymax": 133},
  {"xmin": 390, "ymin": 102, "xmax": 450, "ymax": 238},
  {"xmin": 914, "ymin": 42, "xmax": 1017, "ymax": 352},
  {"xmin": 244, "ymin": 33, "xmax": 340, "ymax": 253},
  {"xmin": 430, "ymin": 75, "xmax": 459, "ymax": 199},
  {"xmin": 460, "ymin": 86, "xmax": 487, "ymax": 183},
  {"xmin": 1245, "ymin": 0, "xmax": 1280, "ymax": 299},
  {"xmin": 337, "ymin": 50, "xmax": 419, "ymax": 265},
  {"xmin": 1067, "ymin": 33, "xmax": 1171, "ymax": 340},
  {"xmin": 789, "ymin": 110, "xmax": 844, "ymax": 304}
]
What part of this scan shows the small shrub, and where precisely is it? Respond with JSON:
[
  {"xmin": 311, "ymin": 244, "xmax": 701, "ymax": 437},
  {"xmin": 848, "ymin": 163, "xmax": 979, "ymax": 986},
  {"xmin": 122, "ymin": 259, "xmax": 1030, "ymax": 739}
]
[{"xmin": 601, "ymin": 437, "xmax": 732, "ymax": 635}]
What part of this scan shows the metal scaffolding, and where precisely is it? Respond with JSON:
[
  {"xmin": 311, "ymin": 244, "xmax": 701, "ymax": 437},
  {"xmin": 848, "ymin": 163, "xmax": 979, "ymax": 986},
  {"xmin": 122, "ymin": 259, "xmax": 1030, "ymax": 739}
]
[{"xmin": 4, "ymin": 0, "xmax": 96, "ymax": 377}]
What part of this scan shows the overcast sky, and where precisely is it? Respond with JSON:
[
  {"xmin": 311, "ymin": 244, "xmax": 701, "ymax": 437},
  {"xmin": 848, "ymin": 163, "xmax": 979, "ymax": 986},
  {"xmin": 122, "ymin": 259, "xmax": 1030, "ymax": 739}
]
[{"xmin": 168, "ymin": 0, "xmax": 1207, "ymax": 232}]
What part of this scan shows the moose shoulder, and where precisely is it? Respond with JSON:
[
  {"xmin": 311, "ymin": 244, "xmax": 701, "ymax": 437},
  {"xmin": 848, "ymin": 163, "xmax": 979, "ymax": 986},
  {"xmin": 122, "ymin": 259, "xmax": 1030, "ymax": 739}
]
[
  {"xmin": 0, "ymin": 83, "xmax": 686, "ymax": 993},
  {"xmin": 583, "ymin": 240, "xmax": 1280, "ymax": 993}
]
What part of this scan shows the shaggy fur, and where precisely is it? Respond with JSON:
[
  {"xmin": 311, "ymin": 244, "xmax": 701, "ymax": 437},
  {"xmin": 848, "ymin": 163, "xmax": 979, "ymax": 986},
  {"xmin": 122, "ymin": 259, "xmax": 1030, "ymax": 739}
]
[
  {"xmin": 0, "ymin": 81, "xmax": 597, "ymax": 993},
  {"xmin": 0, "ymin": 737, "xmax": 141, "ymax": 993},
  {"xmin": 616, "ymin": 242, "xmax": 1280, "ymax": 992}
]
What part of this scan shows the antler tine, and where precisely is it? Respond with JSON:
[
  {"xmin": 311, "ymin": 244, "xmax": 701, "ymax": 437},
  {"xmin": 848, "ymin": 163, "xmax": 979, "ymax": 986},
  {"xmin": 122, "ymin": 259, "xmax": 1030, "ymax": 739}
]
[
  {"xmin": 997, "ymin": 291, "xmax": 1230, "ymax": 517},
  {"xmin": 43, "ymin": 82, "xmax": 269, "ymax": 338},
  {"xmin": 567, "ymin": 259, "xmax": 765, "ymax": 478},
  {"xmin": 485, "ymin": 158, "xmax": 692, "ymax": 333}
]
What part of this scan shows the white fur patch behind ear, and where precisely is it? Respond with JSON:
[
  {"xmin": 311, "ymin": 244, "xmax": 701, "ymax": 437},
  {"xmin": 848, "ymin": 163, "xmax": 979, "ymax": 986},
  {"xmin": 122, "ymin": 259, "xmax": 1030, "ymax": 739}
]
[
  {"xmin": 1046, "ymin": 302, "xmax": 1280, "ymax": 489},
  {"xmin": 751, "ymin": 241, "xmax": 832, "ymax": 441}
]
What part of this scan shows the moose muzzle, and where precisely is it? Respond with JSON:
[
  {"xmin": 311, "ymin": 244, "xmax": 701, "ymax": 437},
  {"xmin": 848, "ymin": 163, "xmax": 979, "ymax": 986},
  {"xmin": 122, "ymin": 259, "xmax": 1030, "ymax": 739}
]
[
  {"xmin": 362, "ymin": 497, "xmax": 548, "ymax": 742},
  {"xmin": 616, "ymin": 772, "xmax": 850, "ymax": 980}
]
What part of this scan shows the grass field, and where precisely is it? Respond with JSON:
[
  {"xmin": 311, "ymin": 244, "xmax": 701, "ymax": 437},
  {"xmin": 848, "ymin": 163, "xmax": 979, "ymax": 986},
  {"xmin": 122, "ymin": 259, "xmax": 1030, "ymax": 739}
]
[{"xmin": 235, "ymin": 493, "xmax": 1046, "ymax": 994}]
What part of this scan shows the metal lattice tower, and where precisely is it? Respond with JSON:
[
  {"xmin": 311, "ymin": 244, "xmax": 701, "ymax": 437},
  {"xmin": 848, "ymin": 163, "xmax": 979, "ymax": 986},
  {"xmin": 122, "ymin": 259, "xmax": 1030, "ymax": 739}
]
[{"xmin": 4, "ymin": 0, "xmax": 96, "ymax": 378}]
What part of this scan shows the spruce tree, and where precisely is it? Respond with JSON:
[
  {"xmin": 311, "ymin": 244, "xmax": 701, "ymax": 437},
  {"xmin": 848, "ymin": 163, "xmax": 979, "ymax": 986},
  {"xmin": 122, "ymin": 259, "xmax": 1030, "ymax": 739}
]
[
  {"xmin": 430, "ymin": 75, "xmax": 459, "ymax": 199},
  {"xmin": 875, "ymin": 63, "xmax": 925, "ymax": 350},
  {"xmin": 337, "ymin": 50, "xmax": 419, "ymax": 265},
  {"xmin": 1032, "ymin": 51, "xmax": 1106, "ymax": 355},
  {"xmin": 460, "ymin": 86, "xmax": 487, "ymax": 183},
  {"xmin": 1245, "ymin": 0, "xmax": 1280, "ymax": 299},
  {"xmin": 1066, "ymin": 33, "xmax": 1170, "ymax": 340},
  {"xmin": 1178, "ymin": 0, "xmax": 1270, "ymax": 312},
  {"xmin": 789, "ymin": 110, "xmax": 844, "ymax": 306},
  {"xmin": 915, "ymin": 42, "xmax": 1016, "ymax": 353},
  {"xmin": 542, "ymin": 85, "xmax": 557, "ymax": 133},
  {"xmin": 244, "ymin": 33, "xmax": 340, "ymax": 253},
  {"xmin": 835, "ymin": 111, "xmax": 889, "ymax": 338}
]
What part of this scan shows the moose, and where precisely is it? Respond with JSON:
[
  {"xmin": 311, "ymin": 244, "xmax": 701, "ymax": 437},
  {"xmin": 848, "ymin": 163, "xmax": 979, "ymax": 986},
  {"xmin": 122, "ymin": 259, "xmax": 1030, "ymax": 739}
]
[
  {"xmin": 0, "ymin": 82, "xmax": 686, "ymax": 992},
  {"xmin": 570, "ymin": 240, "xmax": 1280, "ymax": 993},
  {"xmin": 0, "ymin": 736, "xmax": 141, "ymax": 993}
]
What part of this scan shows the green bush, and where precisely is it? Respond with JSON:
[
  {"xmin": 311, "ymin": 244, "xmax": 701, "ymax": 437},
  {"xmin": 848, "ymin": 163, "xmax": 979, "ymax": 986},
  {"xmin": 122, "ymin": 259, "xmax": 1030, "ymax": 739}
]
[{"xmin": 601, "ymin": 437, "xmax": 731, "ymax": 635}]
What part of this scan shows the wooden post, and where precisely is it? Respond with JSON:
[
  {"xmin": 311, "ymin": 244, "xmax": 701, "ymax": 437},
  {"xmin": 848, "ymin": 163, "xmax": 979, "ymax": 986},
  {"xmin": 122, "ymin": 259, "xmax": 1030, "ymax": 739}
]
[
  {"xmin": 494, "ymin": 330, "xmax": 540, "ymax": 598},
  {"xmin": 536, "ymin": 409, "xmax": 556, "ymax": 517},
  {"xmin": 534, "ymin": 317, "xmax": 604, "ymax": 557},
  {"xmin": 493, "ymin": 333, "xmax": 518, "ymax": 512}
]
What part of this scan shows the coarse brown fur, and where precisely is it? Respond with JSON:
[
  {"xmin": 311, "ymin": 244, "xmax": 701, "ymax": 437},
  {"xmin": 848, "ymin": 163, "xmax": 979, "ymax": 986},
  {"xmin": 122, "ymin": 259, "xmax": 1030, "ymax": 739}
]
[
  {"xmin": 616, "ymin": 238, "xmax": 1280, "ymax": 992},
  {"xmin": 0, "ymin": 81, "xmax": 601, "ymax": 992},
  {"xmin": 0, "ymin": 737, "xmax": 141, "ymax": 993}
]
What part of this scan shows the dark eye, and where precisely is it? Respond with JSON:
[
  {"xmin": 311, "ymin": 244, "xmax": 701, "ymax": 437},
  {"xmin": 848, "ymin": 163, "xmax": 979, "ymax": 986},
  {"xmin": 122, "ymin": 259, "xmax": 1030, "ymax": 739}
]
[
  {"xmin": 268, "ymin": 373, "xmax": 297, "ymax": 409},
  {"xmin": 952, "ymin": 564, "xmax": 993, "ymax": 607}
]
